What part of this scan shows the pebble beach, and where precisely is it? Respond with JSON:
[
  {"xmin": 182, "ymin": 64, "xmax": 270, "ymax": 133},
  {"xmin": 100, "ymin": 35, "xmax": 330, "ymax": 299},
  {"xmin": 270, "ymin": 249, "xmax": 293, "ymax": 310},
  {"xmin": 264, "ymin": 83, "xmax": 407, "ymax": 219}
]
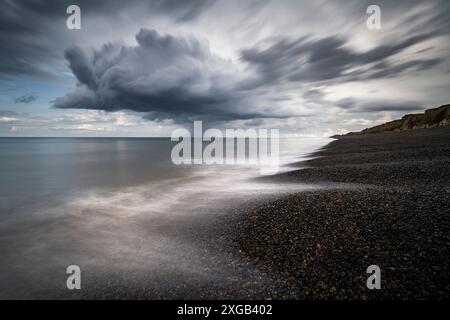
[{"xmin": 228, "ymin": 126, "xmax": 450, "ymax": 299}]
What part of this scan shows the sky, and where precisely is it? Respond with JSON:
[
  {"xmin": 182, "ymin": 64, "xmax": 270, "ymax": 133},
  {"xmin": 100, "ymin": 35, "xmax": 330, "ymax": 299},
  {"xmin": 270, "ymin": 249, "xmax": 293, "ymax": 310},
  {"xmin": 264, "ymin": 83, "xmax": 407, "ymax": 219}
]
[{"xmin": 0, "ymin": 0, "xmax": 449, "ymax": 137}]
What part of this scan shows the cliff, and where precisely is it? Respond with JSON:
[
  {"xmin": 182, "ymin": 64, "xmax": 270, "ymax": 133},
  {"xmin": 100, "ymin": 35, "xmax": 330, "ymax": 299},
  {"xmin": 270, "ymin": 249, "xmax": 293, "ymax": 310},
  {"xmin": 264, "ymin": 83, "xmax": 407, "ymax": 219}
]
[{"xmin": 342, "ymin": 104, "xmax": 450, "ymax": 136}]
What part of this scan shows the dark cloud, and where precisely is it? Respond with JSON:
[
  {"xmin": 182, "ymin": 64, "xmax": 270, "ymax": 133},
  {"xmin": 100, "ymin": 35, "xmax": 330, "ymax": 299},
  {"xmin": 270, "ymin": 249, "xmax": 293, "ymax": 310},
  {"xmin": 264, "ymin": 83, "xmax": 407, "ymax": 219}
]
[
  {"xmin": 64, "ymin": 47, "xmax": 99, "ymax": 90},
  {"xmin": 299, "ymin": 88, "xmax": 424, "ymax": 114},
  {"xmin": 242, "ymin": 31, "xmax": 444, "ymax": 86},
  {"xmin": 15, "ymin": 92, "xmax": 39, "ymax": 104},
  {"xmin": 336, "ymin": 98, "xmax": 422, "ymax": 113},
  {"xmin": 3, "ymin": 0, "xmax": 448, "ymax": 129},
  {"xmin": 53, "ymin": 29, "xmax": 265, "ymax": 121},
  {"xmin": 239, "ymin": 0, "xmax": 449, "ymax": 90},
  {"xmin": 0, "ymin": 0, "xmax": 214, "ymax": 79},
  {"xmin": 362, "ymin": 58, "xmax": 443, "ymax": 80},
  {"xmin": 54, "ymin": 22, "xmax": 448, "ymax": 121},
  {"xmin": 156, "ymin": 0, "xmax": 217, "ymax": 22},
  {"xmin": 302, "ymin": 89, "xmax": 326, "ymax": 101}
]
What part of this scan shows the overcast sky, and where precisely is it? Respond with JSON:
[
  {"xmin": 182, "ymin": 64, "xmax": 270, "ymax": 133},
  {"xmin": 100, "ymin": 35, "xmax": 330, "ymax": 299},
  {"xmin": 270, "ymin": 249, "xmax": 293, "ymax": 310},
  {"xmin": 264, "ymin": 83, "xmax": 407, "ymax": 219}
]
[{"xmin": 0, "ymin": 0, "xmax": 449, "ymax": 137}]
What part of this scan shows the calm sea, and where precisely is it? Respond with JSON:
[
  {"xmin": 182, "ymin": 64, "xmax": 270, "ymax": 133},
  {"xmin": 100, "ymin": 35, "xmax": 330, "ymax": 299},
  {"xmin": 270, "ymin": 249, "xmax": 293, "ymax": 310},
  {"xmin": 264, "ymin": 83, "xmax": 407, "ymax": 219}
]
[{"xmin": 0, "ymin": 137, "xmax": 329, "ymax": 298}]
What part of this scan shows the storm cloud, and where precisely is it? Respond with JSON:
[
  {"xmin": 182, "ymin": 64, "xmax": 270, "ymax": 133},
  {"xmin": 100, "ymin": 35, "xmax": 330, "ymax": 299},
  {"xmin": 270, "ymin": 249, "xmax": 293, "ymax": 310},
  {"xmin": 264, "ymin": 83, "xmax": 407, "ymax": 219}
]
[
  {"xmin": 2, "ymin": 0, "xmax": 450, "ymax": 135},
  {"xmin": 53, "ymin": 29, "xmax": 262, "ymax": 121},
  {"xmin": 0, "ymin": 0, "xmax": 214, "ymax": 79},
  {"xmin": 54, "ymin": 24, "xmax": 448, "ymax": 120}
]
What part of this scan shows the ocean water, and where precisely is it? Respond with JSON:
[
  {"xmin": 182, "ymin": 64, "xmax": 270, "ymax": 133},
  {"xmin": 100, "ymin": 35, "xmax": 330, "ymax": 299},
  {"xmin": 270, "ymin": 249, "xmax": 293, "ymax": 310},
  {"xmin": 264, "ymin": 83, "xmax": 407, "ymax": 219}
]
[{"xmin": 0, "ymin": 137, "xmax": 330, "ymax": 298}]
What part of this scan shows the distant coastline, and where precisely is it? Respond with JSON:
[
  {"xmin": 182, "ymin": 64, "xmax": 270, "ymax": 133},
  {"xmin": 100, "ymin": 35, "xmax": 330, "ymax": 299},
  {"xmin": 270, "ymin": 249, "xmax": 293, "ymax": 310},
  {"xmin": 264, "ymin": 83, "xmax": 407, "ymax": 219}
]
[{"xmin": 334, "ymin": 104, "xmax": 450, "ymax": 137}]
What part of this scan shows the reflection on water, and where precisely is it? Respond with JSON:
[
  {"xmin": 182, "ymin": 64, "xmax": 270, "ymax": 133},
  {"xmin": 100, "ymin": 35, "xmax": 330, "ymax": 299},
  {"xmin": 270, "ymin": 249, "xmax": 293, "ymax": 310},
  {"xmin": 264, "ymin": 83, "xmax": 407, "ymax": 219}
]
[{"xmin": 0, "ymin": 137, "xmax": 330, "ymax": 298}]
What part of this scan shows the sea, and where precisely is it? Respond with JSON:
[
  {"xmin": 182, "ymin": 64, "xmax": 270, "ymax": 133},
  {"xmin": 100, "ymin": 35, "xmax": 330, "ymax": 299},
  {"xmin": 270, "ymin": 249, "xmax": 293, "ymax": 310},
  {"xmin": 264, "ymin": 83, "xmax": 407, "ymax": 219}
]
[{"xmin": 0, "ymin": 137, "xmax": 330, "ymax": 298}]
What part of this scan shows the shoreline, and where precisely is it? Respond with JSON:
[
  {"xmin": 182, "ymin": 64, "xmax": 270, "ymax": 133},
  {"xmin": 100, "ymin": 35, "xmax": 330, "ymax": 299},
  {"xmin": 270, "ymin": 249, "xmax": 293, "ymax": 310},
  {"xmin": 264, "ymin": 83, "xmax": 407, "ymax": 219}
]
[
  {"xmin": 0, "ymin": 137, "xmax": 328, "ymax": 299},
  {"xmin": 225, "ymin": 127, "xmax": 450, "ymax": 299},
  {"xmin": 1, "ymin": 130, "xmax": 448, "ymax": 299}
]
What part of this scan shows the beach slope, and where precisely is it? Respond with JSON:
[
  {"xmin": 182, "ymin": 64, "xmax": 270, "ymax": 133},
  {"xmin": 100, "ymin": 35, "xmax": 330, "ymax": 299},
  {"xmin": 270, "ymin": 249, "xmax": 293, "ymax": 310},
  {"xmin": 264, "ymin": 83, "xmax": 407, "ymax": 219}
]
[{"xmin": 231, "ymin": 126, "xmax": 450, "ymax": 299}]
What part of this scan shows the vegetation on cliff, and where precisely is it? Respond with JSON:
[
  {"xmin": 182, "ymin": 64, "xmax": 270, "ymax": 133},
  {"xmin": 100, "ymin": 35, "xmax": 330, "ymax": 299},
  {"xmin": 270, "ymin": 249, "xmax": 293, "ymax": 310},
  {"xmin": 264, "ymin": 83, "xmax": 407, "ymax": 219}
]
[{"xmin": 342, "ymin": 104, "xmax": 450, "ymax": 136}]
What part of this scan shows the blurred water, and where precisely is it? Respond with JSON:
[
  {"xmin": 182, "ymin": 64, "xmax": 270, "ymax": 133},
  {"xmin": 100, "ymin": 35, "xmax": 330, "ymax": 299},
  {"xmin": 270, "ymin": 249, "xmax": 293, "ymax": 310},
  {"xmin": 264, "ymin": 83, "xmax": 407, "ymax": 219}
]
[{"xmin": 0, "ymin": 137, "xmax": 330, "ymax": 298}]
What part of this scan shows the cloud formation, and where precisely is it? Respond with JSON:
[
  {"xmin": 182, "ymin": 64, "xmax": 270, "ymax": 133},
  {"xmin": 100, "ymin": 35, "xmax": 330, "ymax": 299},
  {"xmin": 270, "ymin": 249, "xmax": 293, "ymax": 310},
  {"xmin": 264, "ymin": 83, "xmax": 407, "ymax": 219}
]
[
  {"xmin": 242, "ymin": 32, "xmax": 444, "ymax": 86},
  {"xmin": 53, "ymin": 29, "xmax": 257, "ymax": 121},
  {"xmin": 0, "ymin": 0, "xmax": 214, "ymax": 79},
  {"xmin": 15, "ymin": 92, "xmax": 39, "ymax": 104},
  {"xmin": 54, "ymin": 22, "xmax": 448, "ymax": 122},
  {"xmin": 1, "ymin": 0, "xmax": 450, "ymax": 135}
]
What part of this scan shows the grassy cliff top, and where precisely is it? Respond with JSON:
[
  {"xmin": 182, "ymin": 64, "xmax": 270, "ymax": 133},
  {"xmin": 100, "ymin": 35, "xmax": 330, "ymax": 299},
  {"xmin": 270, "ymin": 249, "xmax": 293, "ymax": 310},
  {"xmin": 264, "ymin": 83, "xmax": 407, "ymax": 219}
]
[{"xmin": 339, "ymin": 104, "xmax": 450, "ymax": 137}]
